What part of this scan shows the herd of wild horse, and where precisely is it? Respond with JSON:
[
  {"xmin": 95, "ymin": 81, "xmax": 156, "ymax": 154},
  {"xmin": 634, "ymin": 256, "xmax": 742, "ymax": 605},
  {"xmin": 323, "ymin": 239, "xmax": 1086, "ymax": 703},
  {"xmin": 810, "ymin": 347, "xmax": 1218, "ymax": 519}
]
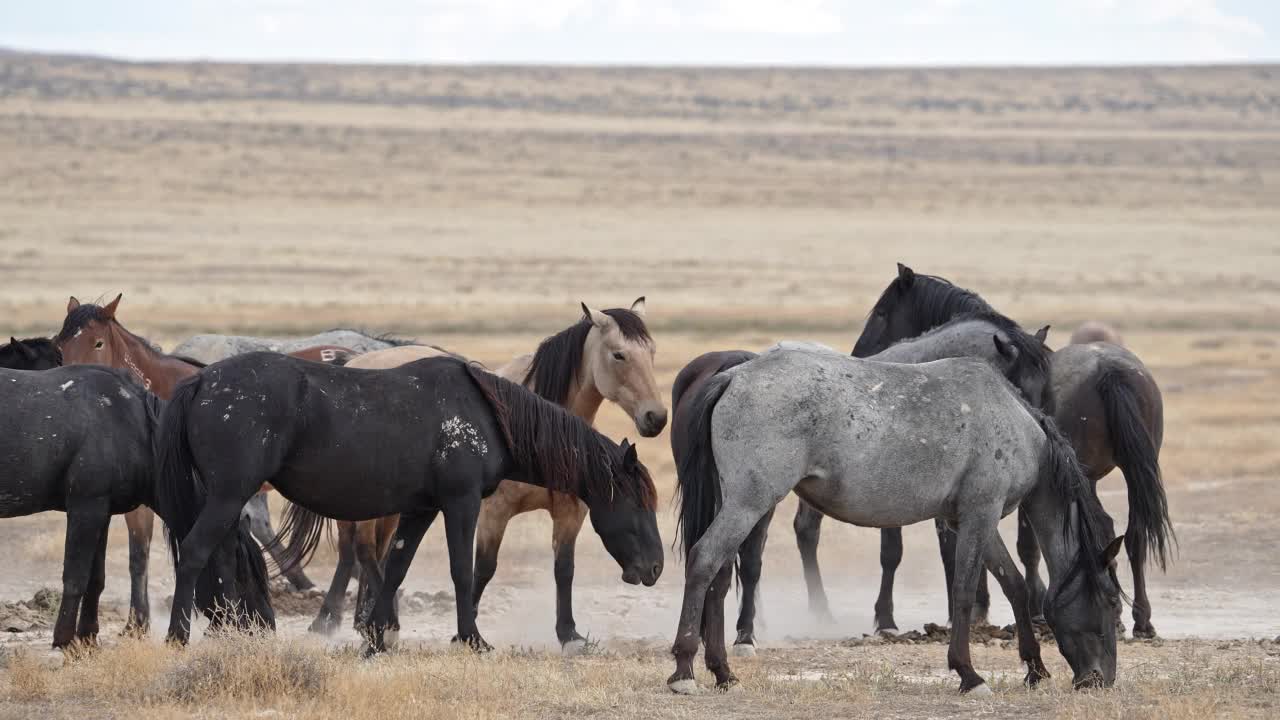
[{"xmin": 0, "ymin": 263, "xmax": 1171, "ymax": 695}]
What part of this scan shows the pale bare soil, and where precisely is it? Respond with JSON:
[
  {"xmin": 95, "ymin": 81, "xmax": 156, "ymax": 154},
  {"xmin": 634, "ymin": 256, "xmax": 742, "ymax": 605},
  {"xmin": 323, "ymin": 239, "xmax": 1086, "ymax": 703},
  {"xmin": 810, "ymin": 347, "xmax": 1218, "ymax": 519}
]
[{"xmin": 1, "ymin": 52, "xmax": 1278, "ymax": 718}]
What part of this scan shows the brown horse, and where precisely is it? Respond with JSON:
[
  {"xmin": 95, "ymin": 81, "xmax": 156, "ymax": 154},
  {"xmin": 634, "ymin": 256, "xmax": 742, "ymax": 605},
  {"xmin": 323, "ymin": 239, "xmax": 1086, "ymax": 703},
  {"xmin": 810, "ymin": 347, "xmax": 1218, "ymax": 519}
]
[
  {"xmin": 307, "ymin": 300, "xmax": 666, "ymax": 653},
  {"xmin": 55, "ymin": 294, "xmax": 354, "ymax": 629},
  {"xmin": 1070, "ymin": 321, "xmax": 1124, "ymax": 346}
]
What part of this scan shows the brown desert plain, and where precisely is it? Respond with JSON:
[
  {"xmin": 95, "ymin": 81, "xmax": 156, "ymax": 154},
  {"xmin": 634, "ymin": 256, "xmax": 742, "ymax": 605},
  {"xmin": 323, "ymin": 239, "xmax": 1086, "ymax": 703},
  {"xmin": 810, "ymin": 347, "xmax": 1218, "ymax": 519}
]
[{"xmin": 0, "ymin": 52, "xmax": 1279, "ymax": 718}]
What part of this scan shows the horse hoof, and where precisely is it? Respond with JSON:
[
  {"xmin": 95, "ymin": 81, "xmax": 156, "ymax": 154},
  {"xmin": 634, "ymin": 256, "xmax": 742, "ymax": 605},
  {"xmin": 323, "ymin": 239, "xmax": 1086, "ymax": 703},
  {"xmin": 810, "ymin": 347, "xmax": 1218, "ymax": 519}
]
[
  {"xmin": 717, "ymin": 679, "xmax": 742, "ymax": 693},
  {"xmin": 668, "ymin": 678, "xmax": 699, "ymax": 695},
  {"xmin": 308, "ymin": 618, "xmax": 338, "ymax": 637},
  {"xmin": 562, "ymin": 639, "xmax": 587, "ymax": 656},
  {"xmin": 875, "ymin": 626, "xmax": 899, "ymax": 637},
  {"xmin": 1132, "ymin": 625, "xmax": 1157, "ymax": 640},
  {"xmin": 731, "ymin": 643, "xmax": 757, "ymax": 657},
  {"xmin": 965, "ymin": 683, "xmax": 993, "ymax": 697}
]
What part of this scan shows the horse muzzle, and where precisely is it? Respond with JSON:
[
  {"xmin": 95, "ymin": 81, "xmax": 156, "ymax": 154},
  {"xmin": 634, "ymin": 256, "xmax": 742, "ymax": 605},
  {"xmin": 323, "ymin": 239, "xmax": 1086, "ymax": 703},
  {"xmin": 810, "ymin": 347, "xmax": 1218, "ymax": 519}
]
[{"xmin": 636, "ymin": 409, "xmax": 668, "ymax": 438}]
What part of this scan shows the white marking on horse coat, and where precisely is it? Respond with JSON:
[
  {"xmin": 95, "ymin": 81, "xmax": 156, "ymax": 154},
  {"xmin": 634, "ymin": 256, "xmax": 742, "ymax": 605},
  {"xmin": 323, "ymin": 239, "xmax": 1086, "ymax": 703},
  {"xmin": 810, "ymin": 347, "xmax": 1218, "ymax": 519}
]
[
  {"xmin": 960, "ymin": 403, "xmax": 971, "ymax": 414},
  {"xmin": 436, "ymin": 416, "xmax": 488, "ymax": 459},
  {"xmin": 73, "ymin": 329, "xmax": 82, "ymax": 338},
  {"xmin": 870, "ymin": 382, "xmax": 883, "ymax": 393},
  {"xmin": 223, "ymin": 414, "xmax": 231, "ymax": 422},
  {"xmin": 118, "ymin": 388, "xmax": 132, "ymax": 399},
  {"xmin": 320, "ymin": 348, "xmax": 337, "ymax": 362},
  {"xmin": 60, "ymin": 380, "xmax": 74, "ymax": 391},
  {"xmin": 394, "ymin": 539, "xmax": 405, "ymax": 550},
  {"xmin": 98, "ymin": 396, "xmax": 112, "ymax": 407}
]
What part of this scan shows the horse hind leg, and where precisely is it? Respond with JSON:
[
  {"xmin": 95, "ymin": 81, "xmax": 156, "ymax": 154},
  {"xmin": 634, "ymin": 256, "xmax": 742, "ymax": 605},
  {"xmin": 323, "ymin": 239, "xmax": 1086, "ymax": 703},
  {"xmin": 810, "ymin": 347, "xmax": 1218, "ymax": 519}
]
[
  {"xmin": 1127, "ymin": 530, "xmax": 1156, "ymax": 639},
  {"xmin": 166, "ymin": 497, "xmax": 254, "ymax": 645},
  {"xmin": 75, "ymin": 519, "xmax": 111, "ymax": 645},
  {"xmin": 702, "ymin": 562, "xmax": 739, "ymax": 691},
  {"xmin": 733, "ymin": 507, "xmax": 773, "ymax": 655},
  {"xmin": 945, "ymin": 505, "xmax": 1002, "ymax": 695},
  {"xmin": 365, "ymin": 509, "xmax": 438, "ymax": 656},
  {"xmin": 352, "ymin": 521, "xmax": 386, "ymax": 637},
  {"xmin": 793, "ymin": 500, "xmax": 834, "ymax": 623},
  {"xmin": 122, "ymin": 506, "xmax": 154, "ymax": 636},
  {"xmin": 55, "ymin": 503, "xmax": 110, "ymax": 650}
]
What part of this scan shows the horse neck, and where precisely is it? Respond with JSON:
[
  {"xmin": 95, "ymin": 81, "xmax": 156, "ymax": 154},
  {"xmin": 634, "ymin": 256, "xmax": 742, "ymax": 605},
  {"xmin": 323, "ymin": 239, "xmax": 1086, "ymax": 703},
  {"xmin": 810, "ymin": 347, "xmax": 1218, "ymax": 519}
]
[
  {"xmin": 566, "ymin": 333, "xmax": 605, "ymax": 424},
  {"xmin": 1020, "ymin": 471, "xmax": 1080, "ymax": 589},
  {"xmin": 110, "ymin": 324, "xmax": 195, "ymax": 398}
]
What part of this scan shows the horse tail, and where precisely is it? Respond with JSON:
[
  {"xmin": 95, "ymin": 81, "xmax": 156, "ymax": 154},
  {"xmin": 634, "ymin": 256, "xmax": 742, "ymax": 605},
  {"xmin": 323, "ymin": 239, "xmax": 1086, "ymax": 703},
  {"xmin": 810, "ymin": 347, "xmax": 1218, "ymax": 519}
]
[
  {"xmin": 1096, "ymin": 367, "xmax": 1175, "ymax": 570},
  {"xmin": 269, "ymin": 502, "xmax": 331, "ymax": 578},
  {"xmin": 154, "ymin": 374, "xmax": 204, "ymax": 566},
  {"xmin": 673, "ymin": 370, "xmax": 734, "ymax": 560},
  {"xmin": 194, "ymin": 521, "xmax": 277, "ymax": 631}
]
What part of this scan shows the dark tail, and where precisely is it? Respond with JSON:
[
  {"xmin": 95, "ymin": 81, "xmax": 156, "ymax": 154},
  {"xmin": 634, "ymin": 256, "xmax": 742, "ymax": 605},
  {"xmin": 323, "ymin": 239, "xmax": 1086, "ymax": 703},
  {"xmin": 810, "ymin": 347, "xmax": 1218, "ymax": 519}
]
[
  {"xmin": 154, "ymin": 375, "xmax": 205, "ymax": 566},
  {"xmin": 673, "ymin": 371, "xmax": 734, "ymax": 559},
  {"xmin": 269, "ymin": 503, "xmax": 331, "ymax": 577},
  {"xmin": 1096, "ymin": 368, "xmax": 1175, "ymax": 570},
  {"xmin": 194, "ymin": 522, "xmax": 276, "ymax": 631}
]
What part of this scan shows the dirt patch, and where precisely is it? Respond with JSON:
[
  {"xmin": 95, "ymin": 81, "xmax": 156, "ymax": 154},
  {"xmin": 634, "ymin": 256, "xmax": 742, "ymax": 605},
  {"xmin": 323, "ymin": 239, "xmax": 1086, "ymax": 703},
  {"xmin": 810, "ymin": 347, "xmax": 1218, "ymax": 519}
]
[
  {"xmin": 840, "ymin": 622, "xmax": 1051, "ymax": 648},
  {"xmin": 0, "ymin": 588, "xmax": 127, "ymax": 633}
]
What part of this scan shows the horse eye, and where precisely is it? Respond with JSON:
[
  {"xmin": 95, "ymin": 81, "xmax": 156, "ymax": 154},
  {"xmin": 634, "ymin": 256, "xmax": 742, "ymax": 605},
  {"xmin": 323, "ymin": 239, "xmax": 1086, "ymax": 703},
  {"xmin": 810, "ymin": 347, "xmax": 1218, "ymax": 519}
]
[
  {"xmin": 94, "ymin": 340, "xmax": 104, "ymax": 349},
  {"xmin": 612, "ymin": 351, "xmax": 625, "ymax": 361}
]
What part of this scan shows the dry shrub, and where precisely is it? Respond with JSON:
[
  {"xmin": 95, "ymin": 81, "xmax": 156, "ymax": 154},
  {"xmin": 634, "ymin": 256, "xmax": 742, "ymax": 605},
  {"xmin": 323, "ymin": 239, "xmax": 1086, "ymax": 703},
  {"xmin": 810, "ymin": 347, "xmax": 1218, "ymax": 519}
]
[
  {"xmin": 2, "ymin": 649, "xmax": 51, "ymax": 702},
  {"xmin": 149, "ymin": 633, "xmax": 332, "ymax": 704}
]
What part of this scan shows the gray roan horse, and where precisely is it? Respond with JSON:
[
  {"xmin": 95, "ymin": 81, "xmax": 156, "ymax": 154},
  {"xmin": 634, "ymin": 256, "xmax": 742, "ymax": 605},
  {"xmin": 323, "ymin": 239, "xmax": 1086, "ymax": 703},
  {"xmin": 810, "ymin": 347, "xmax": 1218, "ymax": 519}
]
[
  {"xmin": 671, "ymin": 343, "xmax": 1124, "ymax": 694},
  {"xmin": 848, "ymin": 264, "xmax": 1173, "ymax": 638},
  {"xmin": 673, "ymin": 312, "xmax": 1052, "ymax": 656}
]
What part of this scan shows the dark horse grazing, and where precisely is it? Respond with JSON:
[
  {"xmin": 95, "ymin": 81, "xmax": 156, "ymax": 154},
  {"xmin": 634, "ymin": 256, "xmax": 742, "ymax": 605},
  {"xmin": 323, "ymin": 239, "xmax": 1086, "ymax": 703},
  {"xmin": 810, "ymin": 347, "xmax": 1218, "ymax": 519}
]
[
  {"xmin": 56, "ymin": 294, "xmax": 355, "ymax": 605},
  {"xmin": 0, "ymin": 365, "xmax": 269, "ymax": 648},
  {"xmin": 670, "ymin": 343, "xmax": 1124, "ymax": 694},
  {"xmin": 0, "ymin": 336, "xmax": 62, "ymax": 370},
  {"xmin": 154, "ymin": 353, "xmax": 664, "ymax": 651},
  {"xmin": 831, "ymin": 263, "xmax": 1173, "ymax": 637}
]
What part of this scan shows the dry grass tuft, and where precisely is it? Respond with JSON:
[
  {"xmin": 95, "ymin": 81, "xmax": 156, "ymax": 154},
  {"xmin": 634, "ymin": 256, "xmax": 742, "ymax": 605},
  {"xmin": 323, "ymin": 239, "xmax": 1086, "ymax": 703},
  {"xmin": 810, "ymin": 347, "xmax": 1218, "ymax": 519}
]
[{"xmin": 149, "ymin": 634, "xmax": 331, "ymax": 704}]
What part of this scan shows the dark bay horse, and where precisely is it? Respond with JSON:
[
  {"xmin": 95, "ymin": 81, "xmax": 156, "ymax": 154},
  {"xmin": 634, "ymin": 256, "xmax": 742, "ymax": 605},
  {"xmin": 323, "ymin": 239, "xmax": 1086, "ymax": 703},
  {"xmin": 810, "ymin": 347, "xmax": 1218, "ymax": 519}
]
[
  {"xmin": 154, "ymin": 354, "xmax": 664, "ymax": 651},
  {"xmin": 846, "ymin": 264, "xmax": 1173, "ymax": 637},
  {"xmin": 671, "ymin": 344, "xmax": 1124, "ymax": 694},
  {"xmin": 55, "ymin": 294, "xmax": 355, "ymax": 608},
  {"xmin": 0, "ymin": 365, "xmax": 268, "ymax": 648},
  {"xmin": 0, "ymin": 336, "xmax": 61, "ymax": 370}
]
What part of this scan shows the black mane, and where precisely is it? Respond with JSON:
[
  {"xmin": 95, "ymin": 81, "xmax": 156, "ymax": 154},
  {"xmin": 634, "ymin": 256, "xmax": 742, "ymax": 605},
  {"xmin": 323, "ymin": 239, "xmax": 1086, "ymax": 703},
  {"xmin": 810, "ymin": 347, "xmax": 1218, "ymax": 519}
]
[
  {"xmin": 876, "ymin": 272, "xmax": 994, "ymax": 327},
  {"xmin": 523, "ymin": 308, "xmax": 653, "ymax": 405},
  {"xmin": 0, "ymin": 336, "xmax": 62, "ymax": 368},
  {"xmin": 464, "ymin": 362, "xmax": 657, "ymax": 509}
]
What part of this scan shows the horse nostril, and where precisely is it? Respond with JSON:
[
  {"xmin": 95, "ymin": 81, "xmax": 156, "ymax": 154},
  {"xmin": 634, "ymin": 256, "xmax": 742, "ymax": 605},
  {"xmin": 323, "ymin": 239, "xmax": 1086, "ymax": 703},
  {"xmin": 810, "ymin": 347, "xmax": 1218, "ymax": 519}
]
[{"xmin": 644, "ymin": 410, "xmax": 668, "ymax": 432}]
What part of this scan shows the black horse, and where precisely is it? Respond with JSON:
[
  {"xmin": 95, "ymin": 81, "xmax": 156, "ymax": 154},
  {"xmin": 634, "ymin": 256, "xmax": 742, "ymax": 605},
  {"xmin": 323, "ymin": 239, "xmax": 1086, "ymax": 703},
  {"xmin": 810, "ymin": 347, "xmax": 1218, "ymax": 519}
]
[
  {"xmin": 816, "ymin": 263, "xmax": 1172, "ymax": 636},
  {"xmin": 0, "ymin": 336, "xmax": 61, "ymax": 370},
  {"xmin": 155, "ymin": 353, "xmax": 664, "ymax": 651},
  {"xmin": 0, "ymin": 364, "xmax": 268, "ymax": 648}
]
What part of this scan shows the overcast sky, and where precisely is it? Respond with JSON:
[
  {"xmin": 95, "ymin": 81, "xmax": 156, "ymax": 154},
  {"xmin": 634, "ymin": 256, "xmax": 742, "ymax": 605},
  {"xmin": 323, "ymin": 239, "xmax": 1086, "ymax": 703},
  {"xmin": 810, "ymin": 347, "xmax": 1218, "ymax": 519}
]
[{"xmin": 1, "ymin": 1, "xmax": 1276, "ymax": 66}]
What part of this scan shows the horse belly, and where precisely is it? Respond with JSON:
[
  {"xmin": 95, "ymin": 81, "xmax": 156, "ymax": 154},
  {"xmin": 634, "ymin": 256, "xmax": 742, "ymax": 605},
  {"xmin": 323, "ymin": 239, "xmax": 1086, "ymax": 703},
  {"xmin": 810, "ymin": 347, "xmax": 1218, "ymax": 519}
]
[{"xmin": 794, "ymin": 460, "xmax": 960, "ymax": 529}]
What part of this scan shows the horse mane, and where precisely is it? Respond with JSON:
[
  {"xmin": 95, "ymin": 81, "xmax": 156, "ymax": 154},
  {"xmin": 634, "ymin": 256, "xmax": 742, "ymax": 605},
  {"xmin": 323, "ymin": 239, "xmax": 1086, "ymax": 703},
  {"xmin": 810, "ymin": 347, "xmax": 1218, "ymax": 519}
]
[
  {"xmin": 171, "ymin": 355, "xmax": 207, "ymax": 368},
  {"xmin": 0, "ymin": 336, "xmax": 62, "ymax": 366},
  {"xmin": 325, "ymin": 328, "xmax": 420, "ymax": 347},
  {"xmin": 1037, "ymin": 411, "xmax": 1121, "ymax": 606},
  {"xmin": 522, "ymin": 308, "xmax": 653, "ymax": 405},
  {"xmin": 463, "ymin": 361, "xmax": 657, "ymax": 510}
]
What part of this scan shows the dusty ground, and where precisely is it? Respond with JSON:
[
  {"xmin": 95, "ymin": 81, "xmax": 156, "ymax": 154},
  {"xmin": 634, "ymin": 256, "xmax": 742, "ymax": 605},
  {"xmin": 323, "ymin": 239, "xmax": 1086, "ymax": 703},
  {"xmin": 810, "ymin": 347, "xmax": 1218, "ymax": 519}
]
[{"xmin": 1, "ymin": 52, "xmax": 1278, "ymax": 718}]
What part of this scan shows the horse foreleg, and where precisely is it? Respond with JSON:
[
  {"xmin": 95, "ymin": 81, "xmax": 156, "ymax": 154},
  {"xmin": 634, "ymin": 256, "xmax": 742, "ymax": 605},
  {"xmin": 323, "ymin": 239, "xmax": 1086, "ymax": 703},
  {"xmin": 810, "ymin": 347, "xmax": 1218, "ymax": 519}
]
[
  {"xmin": 245, "ymin": 491, "xmax": 315, "ymax": 592},
  {"xmin": 1016, "ymin": 507, "xmax": 1048, "ymax": 623},
  {"xmin": 310, "ymin": 520, "xmax": 357, "ymax": 635},
  {"xmin": 444, "ymin": 495, "xmax": 490, "ymax": 652},
  {"xmin": 55, "ymin": 504, "xmax": 110, "ymax": 649},
  {"xmin": 936, "ymin": 519, "xmax": 991, "ymax": 627},
  {"xmin": 733, "ymin": 507, "xmax": 773, "ymax": 655},
  {"xmin": 793, "ymin": 501, "xmax": 833, "ymax": 622},
  {"xmin": 122, "ymin": 506, "xmax": 154, "ymax": 636},
  {"xmin": 366, "ymin": 509, "xmax": 437, "ymax": 656},
  {"xmin": 946, "ymin": 509, "xmax": 1001, "ymax": 695},
  {"xmin": 873, "ymin": 527, "xmax": 903, "ymax": 633},
  {"xmin": 982, "ymin": 531, "xmax": 1049, "ymax": 687},
  {"xmin": 669, "ymin": 507, "xmax": 766, "ymax": 694},
  {"xmin": 472, "ymin": 495, "xmax": 517, "ymax": 621},
  {"xmin": 552, "ymin": 500, "xmax": 589, "ymax": 652}
]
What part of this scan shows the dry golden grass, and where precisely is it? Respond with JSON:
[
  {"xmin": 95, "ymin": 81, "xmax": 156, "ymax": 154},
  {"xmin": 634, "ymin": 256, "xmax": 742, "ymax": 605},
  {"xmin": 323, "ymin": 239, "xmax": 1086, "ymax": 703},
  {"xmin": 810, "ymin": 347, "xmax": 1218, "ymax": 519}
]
[{"xmin": 2, "ymin": 634, "xmax": 1277, "ymax": 719}]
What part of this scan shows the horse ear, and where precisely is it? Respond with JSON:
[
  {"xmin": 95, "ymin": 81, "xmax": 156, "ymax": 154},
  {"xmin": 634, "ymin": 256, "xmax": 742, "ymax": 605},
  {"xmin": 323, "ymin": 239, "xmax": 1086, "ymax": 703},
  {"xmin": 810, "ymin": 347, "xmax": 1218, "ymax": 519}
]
[
  {"xmin": 67, "ymin": 296, "xmax": 80, "ymax": 313},
  {"xmin": 581, "ymin": 302, "xmax": 611, "ymax": 329},
  {"xmin": 621, "ymin": 439, "xmax": 638, "ymax": 468},
  {"xmin": 993, "ymin": 333, "xmax": 1018, "ymax": 361},
  {"xmin": 630, "ymin": 296, "xmax": 647, "ymax": 317},
  {"xmin": 896, "ymin": 262, "xmax": 915, "ymax": 288},
  {"xmin": 102, "ymin": 293, "xmax": 123, "ymax": 319},
  {"xmin": 1102, "ymin": 535, "xmax": 1125, "ymax": 565},
  {"xmin": 1035, "ymin": 325, "xmax": 1050, "ymax": 343}
]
